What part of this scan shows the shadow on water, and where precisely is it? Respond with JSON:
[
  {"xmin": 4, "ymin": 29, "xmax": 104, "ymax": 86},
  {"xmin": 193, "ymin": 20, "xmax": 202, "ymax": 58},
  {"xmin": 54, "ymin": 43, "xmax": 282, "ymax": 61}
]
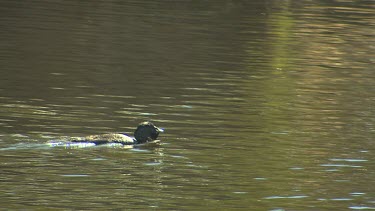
[{"xmin": 0, "ymin": 0, "xmax": 374, "ymax": 210}]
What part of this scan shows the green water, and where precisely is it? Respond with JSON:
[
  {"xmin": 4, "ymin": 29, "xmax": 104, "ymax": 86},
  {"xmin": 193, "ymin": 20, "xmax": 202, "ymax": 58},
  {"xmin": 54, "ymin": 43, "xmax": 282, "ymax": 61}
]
[{"xmin": 0, "ymin": 0, "xmax": 374, "ymax": 210}]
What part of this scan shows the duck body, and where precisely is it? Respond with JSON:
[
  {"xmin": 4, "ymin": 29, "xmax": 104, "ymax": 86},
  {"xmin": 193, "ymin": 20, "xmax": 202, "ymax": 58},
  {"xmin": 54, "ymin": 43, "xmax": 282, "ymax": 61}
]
[
  {"xmin": 71, "ymin": 133, "xmax": 136, "ymax": 145},
  {"xmin": 68, "ymin": 121, "xmax": 163, "ymax": 146}
]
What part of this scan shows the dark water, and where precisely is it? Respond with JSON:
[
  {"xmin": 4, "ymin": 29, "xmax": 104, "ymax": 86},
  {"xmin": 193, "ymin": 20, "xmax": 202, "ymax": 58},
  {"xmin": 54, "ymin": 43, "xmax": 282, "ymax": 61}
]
[{"xmin": 0, "ymin": 0, "xmax": 374, "ymax": 210}]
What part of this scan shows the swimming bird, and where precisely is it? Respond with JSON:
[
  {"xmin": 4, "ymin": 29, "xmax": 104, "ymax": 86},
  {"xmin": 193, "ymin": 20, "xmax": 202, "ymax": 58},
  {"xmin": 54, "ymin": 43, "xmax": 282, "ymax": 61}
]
[{"xmin": 70, "ymin": 121, "xmax": 163, "ymax": 145}]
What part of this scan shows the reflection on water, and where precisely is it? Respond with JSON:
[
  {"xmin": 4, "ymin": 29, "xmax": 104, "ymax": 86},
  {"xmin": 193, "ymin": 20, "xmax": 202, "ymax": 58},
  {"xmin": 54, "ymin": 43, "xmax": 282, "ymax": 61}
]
[{"xmin": 0, "ymin": 0, "xmax": 374, "ymax": 210}]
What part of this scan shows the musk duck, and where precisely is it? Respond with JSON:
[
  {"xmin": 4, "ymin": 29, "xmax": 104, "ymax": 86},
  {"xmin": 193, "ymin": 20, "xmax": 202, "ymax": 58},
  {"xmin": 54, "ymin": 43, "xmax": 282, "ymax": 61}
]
[{"xmin": 70, "ymin": 121, "xmax": 164, "ymax": 145}]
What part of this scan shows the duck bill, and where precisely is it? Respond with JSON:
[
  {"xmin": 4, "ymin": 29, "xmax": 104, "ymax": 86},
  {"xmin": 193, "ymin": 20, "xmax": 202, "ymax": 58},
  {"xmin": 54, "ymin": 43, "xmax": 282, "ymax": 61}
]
[{"xmin": 156, "ymin": 127, "xmax": 164, "ymax": 133}]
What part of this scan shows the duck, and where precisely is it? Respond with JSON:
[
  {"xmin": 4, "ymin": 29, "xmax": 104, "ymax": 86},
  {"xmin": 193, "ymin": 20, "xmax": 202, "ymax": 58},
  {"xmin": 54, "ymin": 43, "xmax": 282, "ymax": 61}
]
[{"xmin": 69, "ymin": 121, "xmax": 164, "ymax": 145}]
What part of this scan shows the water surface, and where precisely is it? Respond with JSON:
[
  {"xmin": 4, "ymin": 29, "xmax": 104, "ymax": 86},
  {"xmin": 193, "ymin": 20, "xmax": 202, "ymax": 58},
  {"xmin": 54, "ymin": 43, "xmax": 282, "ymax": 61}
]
[{"xmin": 0, "ymin": 0, "xmax": 374, "ymax": 210}]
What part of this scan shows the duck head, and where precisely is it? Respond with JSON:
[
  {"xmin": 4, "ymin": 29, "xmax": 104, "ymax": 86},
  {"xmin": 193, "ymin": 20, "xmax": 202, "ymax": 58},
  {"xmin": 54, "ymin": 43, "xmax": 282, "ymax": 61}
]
[{"xmin": 134, "ymin": 121, "xmax": 163, "ymax": 144}]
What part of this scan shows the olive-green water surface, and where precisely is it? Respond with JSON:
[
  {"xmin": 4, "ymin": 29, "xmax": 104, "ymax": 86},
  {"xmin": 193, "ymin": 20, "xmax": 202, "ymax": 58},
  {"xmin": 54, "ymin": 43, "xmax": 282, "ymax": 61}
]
[{"xmin": 0, "ymin": 1, "xmax": 374, "ymax": 210}]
